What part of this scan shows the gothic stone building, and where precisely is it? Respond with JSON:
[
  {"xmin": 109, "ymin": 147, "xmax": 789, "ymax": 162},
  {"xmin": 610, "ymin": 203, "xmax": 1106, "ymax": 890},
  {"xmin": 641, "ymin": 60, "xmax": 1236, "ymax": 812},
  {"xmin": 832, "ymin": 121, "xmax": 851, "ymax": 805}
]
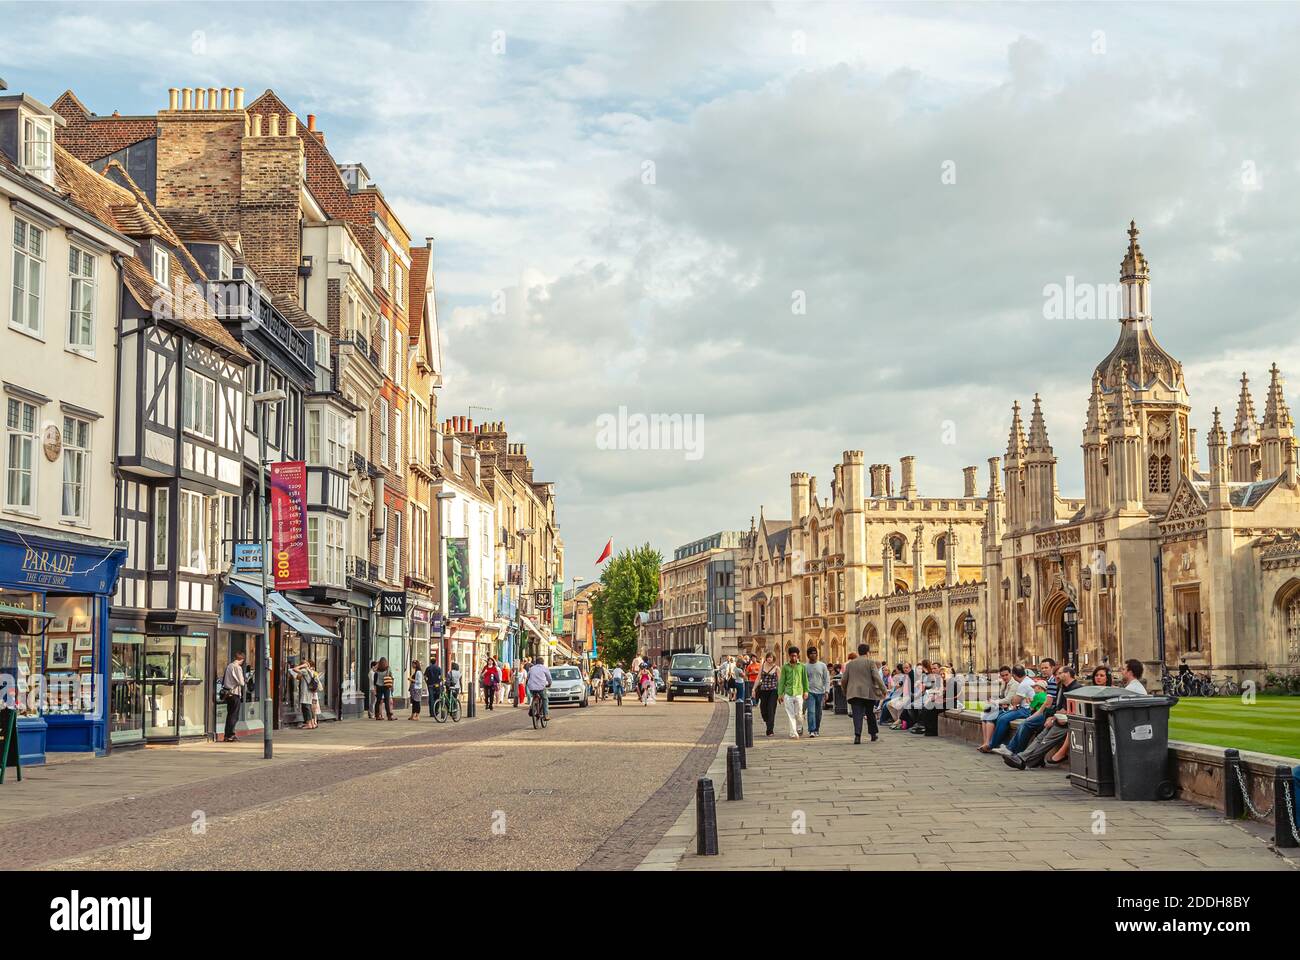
[{"xmin": 857, "ymin": 224, "xmax": 1300, "ymax": 684}]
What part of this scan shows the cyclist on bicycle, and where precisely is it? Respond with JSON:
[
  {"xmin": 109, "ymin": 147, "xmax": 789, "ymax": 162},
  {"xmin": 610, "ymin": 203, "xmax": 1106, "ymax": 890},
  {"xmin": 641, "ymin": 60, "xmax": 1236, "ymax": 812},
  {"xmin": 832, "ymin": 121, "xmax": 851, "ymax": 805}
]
[
  {"xmin": 591, "ymin": 661, "xmax": 606, "ymax": 700},
  {"xmin": 609, "ymin": 664, "xmax": 625, "ymax": 702},
  {"xmin": 423, "ymin": 655, "xmax": 443, "ymax": 709},
  {"xmin": 526, "ymin": 655, "xmax": 552, "ymax": 720}
]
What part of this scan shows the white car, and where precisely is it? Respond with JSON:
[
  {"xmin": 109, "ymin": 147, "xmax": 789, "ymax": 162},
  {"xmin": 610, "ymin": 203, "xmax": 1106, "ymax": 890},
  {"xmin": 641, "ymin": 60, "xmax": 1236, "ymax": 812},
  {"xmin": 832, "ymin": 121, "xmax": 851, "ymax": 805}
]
[{"xmin": 547, "ymin": 666, "xmax": 590, "ymax": 708}]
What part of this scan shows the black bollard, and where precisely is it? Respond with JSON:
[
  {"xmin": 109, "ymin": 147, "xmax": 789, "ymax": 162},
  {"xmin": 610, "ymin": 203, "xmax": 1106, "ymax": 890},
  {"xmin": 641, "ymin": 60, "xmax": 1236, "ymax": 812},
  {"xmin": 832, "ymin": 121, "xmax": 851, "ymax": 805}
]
[
  {"xmin": 1275, "ymin": 766, "xmax": 1298, "ymax": 848},
  {"xmin": 744, "ymin": 705, "xmax": 754, "ymax": 748},
  {"xmin": 1223, "ymin": 749, "xmax": 1244, "ymax": 820},
  {"xmin": 467, "ymin": 677, "xmax": 476, "ymax": 718},
  {"xmin": 696, "ymin": 777, "xmax": 719, "ymax": 855},
  {"xmin": 734, "ymin": 698, "xmax": 745, "ymax": 748},
  {"xmin": 726, "ymin": 745, "xmax": 744, "ymax": 800}
]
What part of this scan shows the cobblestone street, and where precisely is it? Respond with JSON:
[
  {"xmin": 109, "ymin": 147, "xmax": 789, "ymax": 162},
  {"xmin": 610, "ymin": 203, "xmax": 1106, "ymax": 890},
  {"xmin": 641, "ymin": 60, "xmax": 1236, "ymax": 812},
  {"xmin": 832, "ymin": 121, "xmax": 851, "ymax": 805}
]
[
  {"xmin": 4, "ymin": 699, "xmax": 723, "ymax": 870},
  {"xmin": 643, "ymin": 707, "xmax": 1300, "ymax": 872}
]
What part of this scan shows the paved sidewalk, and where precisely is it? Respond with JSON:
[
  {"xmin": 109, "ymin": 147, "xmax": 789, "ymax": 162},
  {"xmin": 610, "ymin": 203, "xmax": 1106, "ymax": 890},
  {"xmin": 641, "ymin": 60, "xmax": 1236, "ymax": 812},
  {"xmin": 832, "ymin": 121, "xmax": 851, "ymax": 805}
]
[
  {"xmin": 642, "ymin": 705, "xmax": 1300, "ymax": 871},
  {"xmin": 1, "ymin": 709, "xmax": 520, "ymax": 826}
]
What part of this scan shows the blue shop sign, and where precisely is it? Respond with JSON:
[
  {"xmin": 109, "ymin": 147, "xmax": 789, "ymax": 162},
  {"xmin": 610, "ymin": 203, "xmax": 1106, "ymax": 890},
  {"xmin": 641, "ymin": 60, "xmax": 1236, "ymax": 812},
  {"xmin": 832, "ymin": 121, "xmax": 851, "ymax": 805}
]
[
  {"xmin": 0, "ymin": 531, "xmax": 122, "ymax": 595},
  {"xmin": 233, "ymin": 542, "xmax": 263, "ymax": 574},
  {"xmin": 221, "ymin": 589, "xmax": 263, "ymax": 629}
]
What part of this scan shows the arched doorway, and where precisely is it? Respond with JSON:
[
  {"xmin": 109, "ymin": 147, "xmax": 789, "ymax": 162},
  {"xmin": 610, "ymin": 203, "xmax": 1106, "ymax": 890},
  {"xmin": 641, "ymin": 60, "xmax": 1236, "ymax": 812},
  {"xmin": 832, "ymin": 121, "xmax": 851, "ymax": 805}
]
[
  {"xmin": 1042, "ymin": 591, "xmax": 1074, "ymax": 668},
  {"xmin": 1273, "ymin": 578, "xmax": 1300, "ymax": 671}
]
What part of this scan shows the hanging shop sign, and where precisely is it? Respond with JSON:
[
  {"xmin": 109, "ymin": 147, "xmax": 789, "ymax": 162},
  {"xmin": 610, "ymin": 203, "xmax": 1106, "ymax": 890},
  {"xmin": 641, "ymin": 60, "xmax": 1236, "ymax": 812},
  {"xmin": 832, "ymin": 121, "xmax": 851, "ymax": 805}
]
[
  {"xmin": 233, "ymin": 542, "xmax": 263, "ymax": 574},
  {"xmin": 271, "ymin": 461, "xmax": 309, "ymax": 590},
  {"xmin": 379, "ymin": 591, "xmax": 407, "ymax": 618}
]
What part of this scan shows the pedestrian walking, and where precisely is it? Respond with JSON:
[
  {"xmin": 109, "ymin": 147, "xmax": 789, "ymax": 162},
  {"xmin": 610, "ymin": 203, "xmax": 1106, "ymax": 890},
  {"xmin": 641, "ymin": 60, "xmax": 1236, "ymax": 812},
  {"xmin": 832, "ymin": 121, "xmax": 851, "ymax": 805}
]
[
  {"xmin": 481, "ymin": 657, "xmax": 500, "ymax": 711},
  {"xmin": 367, "ymin": 659, "xmax": 378, "ymax": 718},
  {"xmin": 500, "ymin": 661, "xmax": 512, "ymax": 705},
  {"xmin": 843, "ymin": 644, "xmax": 887, "ymax": 744},
  {"xmin": 744, "ymin": 653, "xmax": 761, "ymax": 706},
  {"xmin": 778, "ymin": 645, "xmax": 808, "ymax": 739},
  {"xmin": 373, "ymin": 657, "xmax": 395, "ymax": 720},
  {"xmin": 757, "ymin": 652, "xmax": 780, "ymax": 735},
  {"xmin": 408, "ymin": 659, "xmax": 424, "ymax": 719},
  {"xmin": 804, "ymin": 646, "xmax": 830, "ymax": 737},
  {"xmin": 220, "ymin": 650, "xmax": 246, "ymax": 742}
]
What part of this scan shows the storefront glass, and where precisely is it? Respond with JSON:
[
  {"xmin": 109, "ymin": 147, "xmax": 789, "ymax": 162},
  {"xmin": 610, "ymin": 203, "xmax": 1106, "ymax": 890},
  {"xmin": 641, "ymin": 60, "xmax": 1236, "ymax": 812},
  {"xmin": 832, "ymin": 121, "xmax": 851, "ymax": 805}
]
[
  {"xmin": 110, "ymin": 632, "xmax": 144, "ymax": 744},
  {"xmin": 144, "ymin": 635, "xmax": 175, "ymax": 738},
  {"xmin": 179, "ymin": 633, "xmax": 208, "ymax": 736},
  {"xmin": 217, "ymin": 629, "xmax": 261, "ymax": 731}
]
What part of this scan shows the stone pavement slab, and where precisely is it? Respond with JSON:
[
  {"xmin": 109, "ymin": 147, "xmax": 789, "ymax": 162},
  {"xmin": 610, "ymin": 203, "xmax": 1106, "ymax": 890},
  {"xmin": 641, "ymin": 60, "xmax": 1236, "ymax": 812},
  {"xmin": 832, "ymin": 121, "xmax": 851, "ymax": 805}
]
[{"xmin": 642, "ymin": 706, "xmax": 1300, "ymax": 871}]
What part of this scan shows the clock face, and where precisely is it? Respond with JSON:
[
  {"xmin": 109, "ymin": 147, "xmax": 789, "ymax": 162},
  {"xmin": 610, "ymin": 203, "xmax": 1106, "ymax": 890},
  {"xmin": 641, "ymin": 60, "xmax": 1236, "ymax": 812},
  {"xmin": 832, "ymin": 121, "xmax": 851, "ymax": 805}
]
[{"xmin": 1148, "ymin": 416, "xmax": 1170, "ymax": 441}]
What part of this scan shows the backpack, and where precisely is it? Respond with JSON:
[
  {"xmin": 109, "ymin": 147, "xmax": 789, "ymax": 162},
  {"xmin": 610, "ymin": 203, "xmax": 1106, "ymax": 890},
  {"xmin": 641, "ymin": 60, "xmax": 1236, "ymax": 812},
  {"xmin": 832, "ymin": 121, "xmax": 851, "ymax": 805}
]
[{"xmin": 307, "ymin": 672, "xmax": 319, "ymax": 693}]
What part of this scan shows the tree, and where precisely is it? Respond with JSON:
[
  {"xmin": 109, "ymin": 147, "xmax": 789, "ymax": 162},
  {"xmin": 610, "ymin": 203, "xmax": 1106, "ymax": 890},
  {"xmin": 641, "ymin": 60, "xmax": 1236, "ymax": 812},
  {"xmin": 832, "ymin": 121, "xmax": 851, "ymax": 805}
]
[{"xmin": 591, "ymin": 543, "xmax": 661, "ymax": 667}]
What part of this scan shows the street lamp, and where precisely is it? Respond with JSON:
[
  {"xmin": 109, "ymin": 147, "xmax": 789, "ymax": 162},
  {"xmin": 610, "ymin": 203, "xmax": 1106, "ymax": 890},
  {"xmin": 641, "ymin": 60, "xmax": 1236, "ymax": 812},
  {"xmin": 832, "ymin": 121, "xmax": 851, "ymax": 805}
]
[
  {"xmin": 961, "ymin": 609, "xmax": 976, "ymax": 677},
  {"xmin": 1063, "ymin": 600, "xmax": 1079, "ymax": 673},
  {"xmin": 252, "ymin": 387, "xmax": 286, "ymax": 760},
  {"xmin": 572, "ymin": 575, "xmax": 584, "ymax": 664}
]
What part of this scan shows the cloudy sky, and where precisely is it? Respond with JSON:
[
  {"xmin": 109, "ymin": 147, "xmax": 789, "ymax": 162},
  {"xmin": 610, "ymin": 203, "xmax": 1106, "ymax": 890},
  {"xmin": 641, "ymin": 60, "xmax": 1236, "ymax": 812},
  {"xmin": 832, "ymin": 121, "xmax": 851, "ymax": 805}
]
[{"xmin": 5, "ymin": 1, "xmax": 1300, "ymax": 581}]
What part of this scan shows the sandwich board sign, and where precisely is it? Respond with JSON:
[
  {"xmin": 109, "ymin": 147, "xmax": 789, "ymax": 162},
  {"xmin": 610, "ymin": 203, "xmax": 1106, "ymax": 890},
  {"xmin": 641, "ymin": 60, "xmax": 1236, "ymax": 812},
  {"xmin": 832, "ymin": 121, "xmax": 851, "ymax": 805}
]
[{"xmin": 0, "ymin": 708, "xmax": 20, "ymax": 784}]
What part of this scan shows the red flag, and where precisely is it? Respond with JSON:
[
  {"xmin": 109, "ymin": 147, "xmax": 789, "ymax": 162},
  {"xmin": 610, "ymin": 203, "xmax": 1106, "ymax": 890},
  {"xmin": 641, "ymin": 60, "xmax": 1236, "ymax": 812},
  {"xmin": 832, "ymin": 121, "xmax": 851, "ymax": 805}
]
[{"xmin": 595, "ymin": 538, "xmax": 613, "ymax": 564}]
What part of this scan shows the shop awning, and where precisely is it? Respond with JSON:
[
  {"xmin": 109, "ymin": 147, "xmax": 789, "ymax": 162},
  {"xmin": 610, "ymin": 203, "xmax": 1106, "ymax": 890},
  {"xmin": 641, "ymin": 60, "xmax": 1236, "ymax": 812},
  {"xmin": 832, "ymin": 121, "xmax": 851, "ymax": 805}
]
[
  {"xmin": 519, "ymin": 615, "xmax": 549, "ymax": 644},
  {"xmin": 0, "ymin": 602, "xmax": 55, "ymax": 634},
  {"xmin": 228, "ymin": 578, "xmax": 340, "ymax": 641}
]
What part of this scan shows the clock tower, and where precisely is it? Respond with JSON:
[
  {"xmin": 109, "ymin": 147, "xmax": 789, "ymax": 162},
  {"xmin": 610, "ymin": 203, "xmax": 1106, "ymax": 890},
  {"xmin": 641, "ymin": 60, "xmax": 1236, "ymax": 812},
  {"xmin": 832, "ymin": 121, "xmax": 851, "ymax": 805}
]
[{"xmin": 1092, "ymin": 223, "xmax": 1191, "ymax": 515}]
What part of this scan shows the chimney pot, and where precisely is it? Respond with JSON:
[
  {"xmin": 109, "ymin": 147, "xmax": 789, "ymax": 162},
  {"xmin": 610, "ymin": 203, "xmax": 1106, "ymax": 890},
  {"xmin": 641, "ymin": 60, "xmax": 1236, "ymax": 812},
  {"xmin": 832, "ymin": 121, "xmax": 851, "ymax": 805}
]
[
  {"xmin": 208, "ymin": 87, "xmax": 218, "ymax": 110},
  {"xmin": 286, "ymin": 114, "xmax": 298, "ymax": 136},
  {"xmin": 963, "ymin": 466, "xmax": 978, "ymax": 498},
  {"xmin": 307, "ymin": 114, "xmax": 317, "ymax": 131},
  {"xmin": 168, "ymin": 87, "xmax": 179, "ymax": 111},
  {"xmin": 182, "ymin": 87, "xmax": 193, "ymax": 110},
  {"xmin": 220, "ymin": 87, "xmax": 231, "ymax": 110},
  {"xmin": 251, "ymin": 114, "xmax": 263, "ymax": 137},
  {"xmin": 269, "ymin": 113, "xmax": 280, "ymax": 136},
  {"xmin": 234, "ymin": 87, "xmax": 245, "ymax": 110},
  {"xmin": 194, "ymin": 88, "xmax": 205, "ymax": 110}
]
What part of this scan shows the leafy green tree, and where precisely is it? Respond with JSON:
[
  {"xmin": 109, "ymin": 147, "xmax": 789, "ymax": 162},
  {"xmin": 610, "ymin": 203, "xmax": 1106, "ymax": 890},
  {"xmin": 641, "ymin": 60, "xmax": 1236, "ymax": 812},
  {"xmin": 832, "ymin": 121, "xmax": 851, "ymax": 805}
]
[{"xmin": 591, "ymin": 543, "xmax": 661, "ymax": 667}]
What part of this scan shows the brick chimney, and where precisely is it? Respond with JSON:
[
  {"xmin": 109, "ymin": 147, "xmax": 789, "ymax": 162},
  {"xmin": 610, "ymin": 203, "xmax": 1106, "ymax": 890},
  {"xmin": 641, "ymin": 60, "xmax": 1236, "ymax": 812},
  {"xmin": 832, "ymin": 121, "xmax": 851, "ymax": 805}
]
[
  {"xmin": 963, "ymin": 466, "xmax": 978, "ymax": 498},
  {"xmin": 899, "ymin": 456, "xmax": 917, "ymax": 500}
]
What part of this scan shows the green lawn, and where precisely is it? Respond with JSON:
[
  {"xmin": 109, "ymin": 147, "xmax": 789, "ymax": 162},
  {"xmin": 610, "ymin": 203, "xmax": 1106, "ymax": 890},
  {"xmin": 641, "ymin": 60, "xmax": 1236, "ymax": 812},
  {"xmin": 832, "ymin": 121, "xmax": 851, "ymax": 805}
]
[{"xmin": 1168, "ymin": 695, "xmax": 1300, "ymax": 760}]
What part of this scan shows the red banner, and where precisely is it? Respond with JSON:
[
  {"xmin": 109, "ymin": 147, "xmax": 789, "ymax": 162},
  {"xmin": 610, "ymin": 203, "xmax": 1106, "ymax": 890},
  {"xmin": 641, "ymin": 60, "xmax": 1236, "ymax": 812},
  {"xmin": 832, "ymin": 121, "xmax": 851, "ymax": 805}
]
[{"xmin": 271, "ymin": 461, "xmax": 309, "ymax": 590}]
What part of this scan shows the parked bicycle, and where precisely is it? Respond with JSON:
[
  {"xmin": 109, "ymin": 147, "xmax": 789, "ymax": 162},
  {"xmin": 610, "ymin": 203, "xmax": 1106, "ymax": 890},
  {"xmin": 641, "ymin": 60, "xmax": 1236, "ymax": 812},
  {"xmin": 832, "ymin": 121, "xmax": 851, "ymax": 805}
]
[{"xmin": 432, "ymin": 683, "xmax": 461, "ymax": 723}]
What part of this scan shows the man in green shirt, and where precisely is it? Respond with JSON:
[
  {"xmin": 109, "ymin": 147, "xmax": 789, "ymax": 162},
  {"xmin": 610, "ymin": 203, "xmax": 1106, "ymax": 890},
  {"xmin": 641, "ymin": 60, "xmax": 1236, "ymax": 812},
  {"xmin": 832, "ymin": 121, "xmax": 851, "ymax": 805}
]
[{"xmin": 778, "ymin": 645, "xmax": 809, "ymax": 739}]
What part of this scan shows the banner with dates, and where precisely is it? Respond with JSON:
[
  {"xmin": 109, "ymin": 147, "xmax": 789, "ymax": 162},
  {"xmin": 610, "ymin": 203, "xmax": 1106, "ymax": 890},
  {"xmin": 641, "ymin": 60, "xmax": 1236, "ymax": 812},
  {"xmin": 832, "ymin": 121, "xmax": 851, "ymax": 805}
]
[{"xmin": 270, "ymin": 461, "xmax": 309, "ymax": 590}]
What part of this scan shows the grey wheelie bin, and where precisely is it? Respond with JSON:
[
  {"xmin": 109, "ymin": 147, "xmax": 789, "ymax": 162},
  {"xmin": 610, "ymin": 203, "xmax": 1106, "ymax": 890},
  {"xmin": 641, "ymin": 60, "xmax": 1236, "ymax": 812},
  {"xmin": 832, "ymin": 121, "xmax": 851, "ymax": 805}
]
[
  {"xmin": 1065, "ymin": 685, "xmax": 1139, "ymax": 797},
  {"xmin": 1097, "ymin": 694, "xmax": 1179, "ymax": 800}
]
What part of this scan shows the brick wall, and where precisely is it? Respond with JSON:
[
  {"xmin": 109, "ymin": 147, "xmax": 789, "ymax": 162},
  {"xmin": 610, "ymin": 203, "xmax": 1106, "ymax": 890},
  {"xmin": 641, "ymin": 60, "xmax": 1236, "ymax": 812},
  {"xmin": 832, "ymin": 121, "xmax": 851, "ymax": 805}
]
[
  {"xmin": 155, "ymin": 110, "xmax": 245, "ymax": 235},
  {"xmin": 238, "ymin": 134, "xmax": 303, "ymax": 298}
]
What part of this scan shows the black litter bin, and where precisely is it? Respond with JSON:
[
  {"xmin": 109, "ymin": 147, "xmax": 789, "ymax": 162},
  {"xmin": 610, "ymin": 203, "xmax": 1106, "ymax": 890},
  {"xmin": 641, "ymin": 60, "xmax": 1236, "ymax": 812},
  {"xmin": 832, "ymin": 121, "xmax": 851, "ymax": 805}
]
[
  {"xmin": 1098, "ymin": 695, "xmax": 1179, "ymax": 801},
  {"xmin": 832, "ymin": 678, "xmax": 847, "ymax": 715},
  {"xmin": 1065, "ymin": 685, "xmax": 1139, "ymax": 796}
]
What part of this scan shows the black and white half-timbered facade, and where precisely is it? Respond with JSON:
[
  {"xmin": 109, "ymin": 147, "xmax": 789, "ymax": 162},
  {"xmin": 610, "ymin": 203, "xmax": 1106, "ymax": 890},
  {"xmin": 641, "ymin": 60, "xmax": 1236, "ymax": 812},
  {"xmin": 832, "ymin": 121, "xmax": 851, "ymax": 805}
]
[{"xmin": 98, "ymin": 165, "xmax": 253, "ymax": 746}]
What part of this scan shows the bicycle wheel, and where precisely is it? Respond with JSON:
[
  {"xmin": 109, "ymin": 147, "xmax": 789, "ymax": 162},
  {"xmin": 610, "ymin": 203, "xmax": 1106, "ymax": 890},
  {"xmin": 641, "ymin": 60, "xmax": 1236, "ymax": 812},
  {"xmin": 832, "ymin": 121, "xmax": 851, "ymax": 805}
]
[
  {"xmin": 449, "ymin": 696, "xmax": 461, "ymax": 722},
  {"xmin": 433, "ymin": 698, "xmax": 448, "ymax": 723},
  {"xmin": 531, "ymin": 699, "xmax": 540, "ymax": 730}
]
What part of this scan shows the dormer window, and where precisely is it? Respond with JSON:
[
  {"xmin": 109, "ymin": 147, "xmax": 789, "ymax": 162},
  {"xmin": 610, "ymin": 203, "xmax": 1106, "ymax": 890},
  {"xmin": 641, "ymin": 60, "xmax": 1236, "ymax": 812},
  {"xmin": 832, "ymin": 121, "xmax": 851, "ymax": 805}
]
[
  {"xmin": 217, "ymin": 246, "xmax": 234, "ymax": 281},
  {"xmin": 151, "ymin": 245, "xmax": 170, "ymax": 286},
  {"xmin": 21, "ymin": 115, "xmax": 53, "ymax": 184}
]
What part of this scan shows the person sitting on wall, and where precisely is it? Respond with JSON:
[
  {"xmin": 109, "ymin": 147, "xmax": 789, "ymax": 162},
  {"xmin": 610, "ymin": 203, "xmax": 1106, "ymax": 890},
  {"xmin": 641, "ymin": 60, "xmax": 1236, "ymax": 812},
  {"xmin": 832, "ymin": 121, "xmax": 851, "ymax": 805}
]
[
  {"xmin": 979, "ymin": 665, "xmax": 1034, "ymax": 753},
  {"xmin": 1003, "ymin": 665, "xmax": 1080, "ymax": 769}
]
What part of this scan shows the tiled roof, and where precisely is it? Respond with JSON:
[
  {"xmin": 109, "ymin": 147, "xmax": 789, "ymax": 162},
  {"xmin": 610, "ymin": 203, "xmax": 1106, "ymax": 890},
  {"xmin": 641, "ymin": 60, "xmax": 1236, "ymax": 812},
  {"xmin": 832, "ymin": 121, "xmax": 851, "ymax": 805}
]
[
  {"xmin": 58, "ymin": 150, "xmax": 250, "ymax": 362},
  {"xmin": 51, "ymin": 90, "xmax": 156, "ymax": 164},
  {"xmin": 159, "ymin": 208, "xmax": 229, "ymax": 244},
  {"xmin": 408, "ymin": 246, "xmax": 430, "ymax": 346}
]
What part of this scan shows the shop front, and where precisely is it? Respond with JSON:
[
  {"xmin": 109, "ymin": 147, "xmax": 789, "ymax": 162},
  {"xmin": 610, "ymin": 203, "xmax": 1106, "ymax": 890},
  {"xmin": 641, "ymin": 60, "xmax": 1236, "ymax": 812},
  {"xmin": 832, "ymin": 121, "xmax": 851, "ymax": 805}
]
[
  {"xmin": 0, "ymin": 521, "xmax": 127, "ymax": 766},
  {"xmin": 220, "ymin": 576, "xmax": 340, "ymax": 729},
  {"xmin": 375, "ymin": 591, "xmax": 407, "ymax": 706},
  {"xmin": 108, "ymin": 618, "xmax": 215, "ymax": 745},
  {"xmin": 408, "ymin": 597, "xmax": 434, "ymax": 668},
  {"xmin": 214, "ymin": 584, "xmax": 266, "ymax": 739},
  {"xmin": 340, "ymin": 593, "xmax": 373, "ymax": 718}
]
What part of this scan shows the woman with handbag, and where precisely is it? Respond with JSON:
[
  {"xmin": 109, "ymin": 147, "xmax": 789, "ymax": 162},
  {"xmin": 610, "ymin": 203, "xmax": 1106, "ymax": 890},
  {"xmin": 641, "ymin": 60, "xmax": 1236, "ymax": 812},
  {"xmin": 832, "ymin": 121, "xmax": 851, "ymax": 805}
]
[
  {"xmin": 481, "ymin": 658, "xmax": 500, "ymax": 711},
  {"xmin": 408, "ymin": 659, "xmax": 424, "ymax": 720},
  {"xmin": 757, "ymin": 652, "xmax": 780, "ymax": 736},
  {"xmin": 373, "ymin": 657, "xmax": 395, "ymax": 720}
]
